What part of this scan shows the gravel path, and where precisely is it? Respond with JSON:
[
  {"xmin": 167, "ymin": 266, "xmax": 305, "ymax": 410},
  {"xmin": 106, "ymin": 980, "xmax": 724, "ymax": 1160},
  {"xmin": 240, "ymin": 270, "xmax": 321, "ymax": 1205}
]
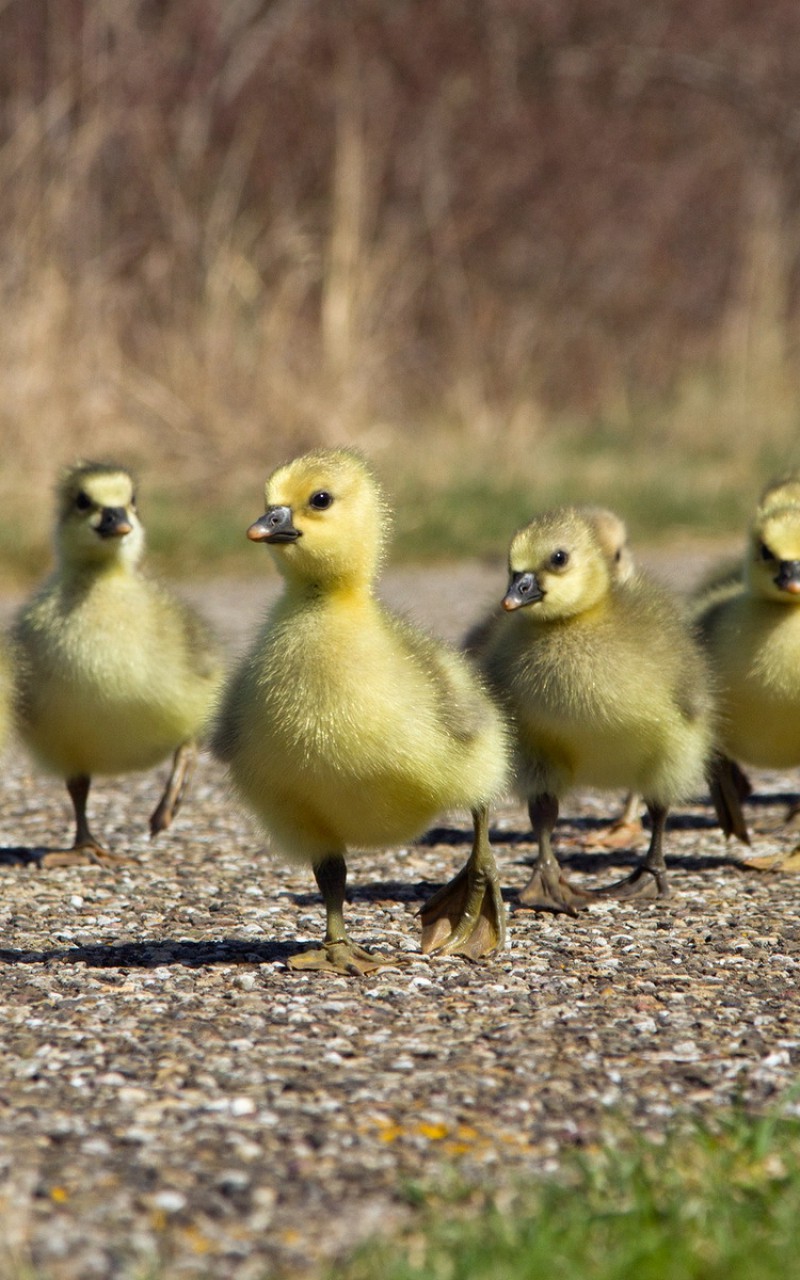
[{"xmin": 2, "ymin": 552, "xmax": 799, "ymax": 1280}]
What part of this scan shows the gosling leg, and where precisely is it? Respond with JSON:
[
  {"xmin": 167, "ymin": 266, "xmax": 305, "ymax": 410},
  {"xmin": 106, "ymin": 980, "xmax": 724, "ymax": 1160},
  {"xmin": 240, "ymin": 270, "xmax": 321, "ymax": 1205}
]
[
  {"xmin": 288, "ymin": 854, "xmax": 388, "ymax": 974},
  {"xmin": 40, "ymin": 775, "xmax": 128, "ymax": 868},
  {"xmin": 420, "ymin": 806, "xmax": 506, "ymax": 958},
  {"xmin": 516, "ymin": 793, "xmax": 591, "ymax": 915},
  {"xmin": 597, "ymin": 801, "xmax": 671, "ymax": 900},
  {"xmin": 150, "ymin": 740, "xmax": 197, "ymax": 837}
]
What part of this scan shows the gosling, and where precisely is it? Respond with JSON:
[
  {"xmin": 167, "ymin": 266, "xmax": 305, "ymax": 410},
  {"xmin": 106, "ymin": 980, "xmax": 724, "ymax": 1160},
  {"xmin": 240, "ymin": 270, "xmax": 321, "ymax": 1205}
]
[
  {"xmin": 477, "ymin": 506, "xmax": 715, "ymax": 914},
  {"xmin": 13, "ymin": 462, "xmax": 224, "ymax": 864},
  {"xmin": 695, "ymin": 498, "xmax": 800, "ymax": 832},
  {"xmin": 212, "ymin": 448, "xmax": 509, "ymax": 973},
  {"xmin": 466, "ymin": 505, "xmax": 643, "ymax": 840}
]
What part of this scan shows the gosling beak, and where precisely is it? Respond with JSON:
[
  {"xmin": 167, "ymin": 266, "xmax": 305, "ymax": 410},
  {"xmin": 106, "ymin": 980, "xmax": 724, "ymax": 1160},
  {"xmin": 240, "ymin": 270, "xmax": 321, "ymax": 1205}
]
[
  {"xmin": 96, "ymin": 506, "xmax": 133, "ymax": 539},
  {"xmin": 503, "ymin": 570, "xmax": 544, "ymax": 611},
  {"xmin": 776, "ymin": 560, "xmax": 800, "ymax": 594},
  {"xmin": 247, "ymin": 505, "xmax": 302, "ymax": 544}
]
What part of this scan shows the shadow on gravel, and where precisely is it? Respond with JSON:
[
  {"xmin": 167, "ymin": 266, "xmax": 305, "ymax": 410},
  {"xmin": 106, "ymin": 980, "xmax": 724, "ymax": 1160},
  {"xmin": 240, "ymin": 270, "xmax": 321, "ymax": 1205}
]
[
  {"xmin": 419, "ymin": 811, "xmax": 726, "ymax": 849},
  {"xmin": 746, "ymin": 790, "xmax": 800, "ymax": 807},
  {"xmin": 0, "ymin": 846, "xmax": 142, "ymax": 868},
  {"xmin": 535, "ymin": 848, "xmax": 747, "ymax": 874},
  {"xmin": 0, "ymin": 846, "xmax": 63, "ymax": 866},
  {"xmin": 0, "ymin": 938, "xmax": 306, "ymax": 967}
]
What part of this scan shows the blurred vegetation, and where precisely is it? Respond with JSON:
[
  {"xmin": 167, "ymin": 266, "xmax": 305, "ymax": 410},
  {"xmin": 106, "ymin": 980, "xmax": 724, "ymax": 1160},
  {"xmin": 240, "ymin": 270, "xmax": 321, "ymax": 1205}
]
[
  {"xmin": 2, "ymin": 0, "xmax": 800, "ymax": 579},
  {"xmin": 331, "ymin": 1108, "xmax": 800, "ymax": 1280}
]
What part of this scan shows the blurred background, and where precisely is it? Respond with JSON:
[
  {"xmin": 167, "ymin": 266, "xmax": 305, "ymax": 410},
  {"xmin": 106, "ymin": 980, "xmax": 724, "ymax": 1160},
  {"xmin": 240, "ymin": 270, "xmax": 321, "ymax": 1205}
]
[{"xmin": 2, "ymin": 0, "xmax": 800, "ymax": 578}]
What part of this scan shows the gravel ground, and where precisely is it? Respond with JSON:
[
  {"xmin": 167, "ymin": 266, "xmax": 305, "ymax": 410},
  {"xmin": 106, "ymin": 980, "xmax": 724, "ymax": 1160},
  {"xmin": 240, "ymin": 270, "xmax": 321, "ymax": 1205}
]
[{"xmin": 2, "ymin": 551, "xmax": 800, "ymax": 1280}]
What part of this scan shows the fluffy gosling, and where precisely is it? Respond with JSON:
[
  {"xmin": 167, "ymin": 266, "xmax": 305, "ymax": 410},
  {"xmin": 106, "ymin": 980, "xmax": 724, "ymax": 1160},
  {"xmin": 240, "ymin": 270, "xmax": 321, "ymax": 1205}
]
[
  {"xmin": 13, "ymin": 462, "xmax": 224, "ymax": 864},
  {"xmin": 212, "ymin": 448, "xmax": 509, "ymax": 973},
  {"xmin": 477, "ymin": 506, "xmax": 715, "ymax": 914},
  {"xmin": 466, "ymin": 506, "xmax": 642, "ymax": 841},
  {"xmin": 695, "ymin": 498, "xmax": 800, "ymax": 832}
]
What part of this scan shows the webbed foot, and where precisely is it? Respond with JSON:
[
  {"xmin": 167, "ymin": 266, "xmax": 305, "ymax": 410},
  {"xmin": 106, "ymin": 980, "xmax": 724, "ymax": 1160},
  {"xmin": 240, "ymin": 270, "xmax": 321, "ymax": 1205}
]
[
  {"xmin": 594, "ymin": 863, "xmax": 669, "ymax": 900},
  {"xmin": 516, "ymin": 863, "xmax": 592, "ymax": 916},
  {"xmin": 594, "ymin": 791, "xmax": 645, "ymax": 848},
  {"xmin": 707, "ymin": 754, "xmax": 751, "ymax": 844},
  {"xmin": 288, "ymin": 940, "xmax": 391, "ymax": 975},
  {"xmin": 592, "ymin": 817, "xmax": 644, "ymax": 850},
  {"xmin": 420, "ymin": 808, "xmax": 506, "ymax": 959},
  {"xmin": 39, "ymin": 842, "xmax": 131, "ymax": 869}
]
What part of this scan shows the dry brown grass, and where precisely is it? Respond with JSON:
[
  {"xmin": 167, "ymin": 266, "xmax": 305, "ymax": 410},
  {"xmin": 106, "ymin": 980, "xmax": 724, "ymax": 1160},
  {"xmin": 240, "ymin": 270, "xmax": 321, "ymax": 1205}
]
[{"xmin": 2, "ymin": 1, "xmax": 800, "ymax": 577}]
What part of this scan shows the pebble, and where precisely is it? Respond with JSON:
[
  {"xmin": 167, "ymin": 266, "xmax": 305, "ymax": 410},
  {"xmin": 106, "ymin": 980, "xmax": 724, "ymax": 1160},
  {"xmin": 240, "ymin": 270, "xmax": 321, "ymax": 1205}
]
[{"xmin": 1, "ymin": 564, "xmax": 799, "ymax": 1278}]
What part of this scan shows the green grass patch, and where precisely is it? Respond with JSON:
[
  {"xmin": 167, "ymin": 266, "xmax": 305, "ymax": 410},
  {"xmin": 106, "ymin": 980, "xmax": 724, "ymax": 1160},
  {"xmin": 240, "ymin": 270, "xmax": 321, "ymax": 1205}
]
[
  {"xmin": 0, "ymin": 429, "xmax": 792, "ymax": 586},
  {"xmin": 391, "ymin": 466, "xmax": 750, "ymax": 563},
  {"xmin": 332, "ymin": 1108, "xmax": 800, "ymax": 1280}
]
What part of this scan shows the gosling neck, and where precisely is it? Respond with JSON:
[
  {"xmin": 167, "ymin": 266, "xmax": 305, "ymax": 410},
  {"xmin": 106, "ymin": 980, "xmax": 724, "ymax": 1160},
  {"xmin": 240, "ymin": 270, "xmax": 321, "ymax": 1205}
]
[{"xmin": 282, "ymin": 569, "xmax": 376, "ymax": 610}]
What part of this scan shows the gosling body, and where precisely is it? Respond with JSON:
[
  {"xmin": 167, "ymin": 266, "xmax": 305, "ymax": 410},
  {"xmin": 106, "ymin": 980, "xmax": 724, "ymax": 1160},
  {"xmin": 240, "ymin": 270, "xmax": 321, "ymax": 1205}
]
[
  {"xmin": 695, "ymin": 500, "xmax": 800, "ymax": 824},
  {"xmin": 478, "ymin": 506, "xmax": 714, "ymax": 912},
  {"xmin": 213, "ymin": 448, "xmax": 509, "ymax": 970},
  {"xmin": 14, "ymin": 462, "xmax": 223, "ymax": 860}
]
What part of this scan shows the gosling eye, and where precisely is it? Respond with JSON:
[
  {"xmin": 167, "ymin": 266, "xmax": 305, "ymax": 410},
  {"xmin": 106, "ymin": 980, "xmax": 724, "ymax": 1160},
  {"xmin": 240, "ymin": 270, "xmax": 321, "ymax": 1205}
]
[
  {"xmin": 549, "ymin": 548, "xmax": 570, "ymax": 570},
  {"xmin": 309, "ymin": 490, "xmax": 334, "ymax": 511},
  {"xmin": 75, "ymin": 491, "xmax": 92, "ymax": 512},
  {"xmin": 759, "ymin": 541, "xmax": 776, "ymax": 563}
]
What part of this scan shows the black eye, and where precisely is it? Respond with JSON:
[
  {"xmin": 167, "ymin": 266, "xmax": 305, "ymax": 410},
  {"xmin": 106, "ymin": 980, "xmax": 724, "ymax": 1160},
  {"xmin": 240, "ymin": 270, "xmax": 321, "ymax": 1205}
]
[
  {"xmin": 309, "ymin": 490, "xmax": 333, "ymax": 511},
  {"xmin": 75, "ymin": 491, "xmax": 92, "ymax": 512},
  {"xmin": 549, "ymin": 549, "xmax": 570, "ymax": 570},
  {"xmin": 759, "ymin": 541, "xmax": 776, "ymax": 562}
]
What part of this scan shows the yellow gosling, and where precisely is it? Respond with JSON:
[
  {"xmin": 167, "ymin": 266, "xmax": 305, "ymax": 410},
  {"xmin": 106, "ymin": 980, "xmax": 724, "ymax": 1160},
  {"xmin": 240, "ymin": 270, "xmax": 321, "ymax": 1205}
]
[
  {"xmin": 212, "ymin": 448, "xmax": 509, "ymax": 973},
  {"xmin": 13, "ymin": 462, "xmax": 224, "ymax": 865},
  {"xmin": 696, "ymin": 500, "xmax": 800, "ymax": 831},
  {"xmin": 477, "ymin": 506, "xmax": 715, "ymax": 914},
  {"xmin": 695, "ymin": 470, "xmax": 800, "ymax": 603},
  {"xmin": 466, "ymin": 505, "xmax": 642, "ymax": 841}
]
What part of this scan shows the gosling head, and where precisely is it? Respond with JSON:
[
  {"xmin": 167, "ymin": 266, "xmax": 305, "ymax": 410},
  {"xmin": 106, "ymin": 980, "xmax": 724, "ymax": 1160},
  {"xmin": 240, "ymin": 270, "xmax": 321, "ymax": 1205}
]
[
  {"xmin": 247, "ymin": 448, "xmax": 390, "ymax": 589},
  {"xmin": 747, "ymin": 504, "xmax": 800, "ymax": 602},
  {"xmin": 759, "ymin": 470, "xmax": 800, "ymax": 516},
  {"xmin": 56, "ymin": 462, "xmax": 144, "ymax": 571},
  {"xmin": 503, "ymin": 507, "xmax": 613, "ymax": 622}
]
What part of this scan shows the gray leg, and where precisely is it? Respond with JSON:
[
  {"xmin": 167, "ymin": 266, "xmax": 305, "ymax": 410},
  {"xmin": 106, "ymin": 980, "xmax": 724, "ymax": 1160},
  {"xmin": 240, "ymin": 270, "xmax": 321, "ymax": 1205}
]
[
  {"xmin": 517, "ymin": 793, "xmax": 591, "ymax": 915},
  {"xmin": 40, "ymin": 775, "xmax": 127, "ymax": 868},
  {"xmin": 597, "ymin": 802, "xmax": 671, "ymax": 901},
  {"xmin": 288, "ymin": 854, "xmax": 389, "ymax": 974}
]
